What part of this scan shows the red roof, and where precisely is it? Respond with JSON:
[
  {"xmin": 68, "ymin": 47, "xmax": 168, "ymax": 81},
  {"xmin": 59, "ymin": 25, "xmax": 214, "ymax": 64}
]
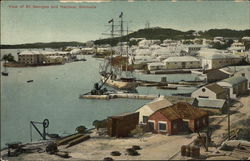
[{"xmin": 156, "ymin": 102, "xmax": 208, "ymax": 121}]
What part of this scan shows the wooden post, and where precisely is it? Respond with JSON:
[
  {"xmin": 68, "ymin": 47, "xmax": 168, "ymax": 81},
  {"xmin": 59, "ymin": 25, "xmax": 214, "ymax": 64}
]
[
  {"xmin": 227, "ymin": 95, "xmax": 230, "ymax": 141},
  {"xmin": 206, "ymin": 120, "xmax": 209, "ymax": 152}
]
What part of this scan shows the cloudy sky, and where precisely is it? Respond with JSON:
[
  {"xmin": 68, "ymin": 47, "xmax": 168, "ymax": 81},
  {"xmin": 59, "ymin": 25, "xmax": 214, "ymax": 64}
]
[{"xmin": 1, "ymin": 1, "xmax": 249, "ymax": 44}]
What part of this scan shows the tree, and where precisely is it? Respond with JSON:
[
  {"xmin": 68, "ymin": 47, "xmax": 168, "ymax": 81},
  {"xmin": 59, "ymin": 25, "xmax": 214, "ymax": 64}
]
[{"xmin": 3, "ymin": 53, "xmax": 15, "ymax": 62}]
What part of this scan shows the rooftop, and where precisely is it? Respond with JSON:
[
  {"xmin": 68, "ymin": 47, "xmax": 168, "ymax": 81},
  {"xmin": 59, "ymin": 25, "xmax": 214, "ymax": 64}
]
[
  {"xmin": 163, "ymin": 56, "xmax": 199, "ymax": 62},
  {"xmin": 220, "ymin": 76, "xmax": 248, "ymax": 86},
  {"xmin": 156, "ymin": 102, "xmax": 208, "ymax": 121},
  {"xmin": 140, "ymin": 98, "xmax": 173, "ymax": 112},
  {"xmin": 193, "ymin": 98, "xmax": 226, "ymax": 109},
  {"xmin": 205, "ymin": 83, "xmax": 227, "ymax": 94},
  {"xmin": 199, "ymin": 49, "xmax": 241, "ymax": 59}
]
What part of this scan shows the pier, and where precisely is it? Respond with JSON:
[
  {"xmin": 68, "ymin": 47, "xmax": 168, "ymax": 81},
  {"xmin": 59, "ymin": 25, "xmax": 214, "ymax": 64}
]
[{"xmin": 79, "ymin": 93, "xmax": 158, "ymax": 100}]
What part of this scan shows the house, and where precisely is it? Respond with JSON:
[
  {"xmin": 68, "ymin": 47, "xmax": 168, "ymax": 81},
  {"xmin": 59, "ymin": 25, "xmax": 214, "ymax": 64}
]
[
  {"xmin": 217, "ymin": 76, "xmax": 248, "ymax": 99},
  {"xmin": 191, "ymin": 83, "xmax": 228, "ymax": 100},
  {"xmin": 148, "ymin": 102, "xmax": 208, "ymax": 135},
  {"xmin": 234, "ymin": 67, "xmax": 250, "ymax": 89},
  {"xmin": 204, "ymin": 69, "xmax": 232, "ymax": 83},
  {"xmin": 147, "ymin": 62, "xmax": 166, "ymax": 71},
  {"xmin": 135, "ymin": 98, "xmax": 173, "ymax": 124},
  {"xmin": 107, "ymin": 112, "xmax": 139, "ymax": 137},
  {"xmin": 163, "ymin": 56, "xmax": 201, "ymax": 70},
  {"xmin": 193, "ymin": 98, "xmax": 228, "ymax": 114},
  {"xmin": 199, "ymin": 49, "xmax": 243, "ymax": 70}
]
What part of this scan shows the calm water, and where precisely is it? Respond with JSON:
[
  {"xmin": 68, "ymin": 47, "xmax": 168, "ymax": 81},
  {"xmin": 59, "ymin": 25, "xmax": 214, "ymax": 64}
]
[{"xmin": 1, "ymin": 49, "xmax": 198, "ymax": 148}]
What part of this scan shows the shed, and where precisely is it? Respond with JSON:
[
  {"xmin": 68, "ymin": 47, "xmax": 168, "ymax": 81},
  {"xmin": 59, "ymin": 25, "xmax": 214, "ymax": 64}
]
[
  {"xmin": 217, "ymin": 76, "xmax": 248, "ymax": 99},
  {"xmin": 205, "ymin": 69, "xmax": 232, "ymax": 83},
  {"xmin": 148, "ymin": 102, "xmax": 208, "ymax": 135},
  {"xmin": 193, "ymin": 98, "xmax": 228, "ymax": 114},
  {"xmin": 191, "ymin": 83, "xmax": 229, "ymax": 100},
  {"xmin": 136, "ymin": 98, "xmax": 173, "ymax": 124},
  {"xmin": 107, "ymin": 112, "xmax": 139, "ymax": 137}
]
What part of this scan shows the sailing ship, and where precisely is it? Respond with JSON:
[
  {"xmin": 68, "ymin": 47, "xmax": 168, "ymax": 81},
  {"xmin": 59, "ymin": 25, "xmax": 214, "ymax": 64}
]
[{"xmin": 99, "ymin": 12, "xmax": 138, "ymax": 90}]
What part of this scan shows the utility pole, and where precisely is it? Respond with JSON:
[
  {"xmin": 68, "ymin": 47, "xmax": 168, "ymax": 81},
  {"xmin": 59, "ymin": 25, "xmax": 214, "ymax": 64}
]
[
  {"xmin": 206, "ymin": 119, "xmax": 209, "ymax": 152},
  {"xmin": 227, "ymin": 94, "xmax": 230, "ymax": 140}
]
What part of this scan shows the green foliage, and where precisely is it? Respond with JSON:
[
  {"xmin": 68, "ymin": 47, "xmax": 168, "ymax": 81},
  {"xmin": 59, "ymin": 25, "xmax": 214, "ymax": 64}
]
[
  {"xmin": 2, "ymin": 53, "xmax": 15, "ymax": 62},
  {"xmin": 76, "ymin": 125, "xmax": 87, "ymax": 133},
  {"xmin": 94, "ymin": 28, "xmax": 250, "ymax": 46},
  {"xmin": 0, "ymin": 41, "xmax": 85, "ymax": 49},
  {"xmin": 211, "ymin": 39, "xmax": 234, "ymax": 50}
]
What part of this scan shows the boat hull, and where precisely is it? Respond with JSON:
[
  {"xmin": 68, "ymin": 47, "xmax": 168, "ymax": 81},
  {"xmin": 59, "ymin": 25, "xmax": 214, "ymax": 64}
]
[{"xmin": 101, "ymin": 76, "xmax": 138, "ymax": 90}]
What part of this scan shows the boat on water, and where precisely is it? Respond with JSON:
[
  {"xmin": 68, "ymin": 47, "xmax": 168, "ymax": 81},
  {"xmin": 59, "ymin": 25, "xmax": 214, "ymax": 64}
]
[
  {"xmin": 2, "ymin": 61, "xmax": 9, "ymax": 76},
  {"xmin": 99, "ymin": 12, "xmax": 138, "ymax": 90},
  {"xmin": 27, "ymin": 80, "xmax": 34, "ymax": 83}
]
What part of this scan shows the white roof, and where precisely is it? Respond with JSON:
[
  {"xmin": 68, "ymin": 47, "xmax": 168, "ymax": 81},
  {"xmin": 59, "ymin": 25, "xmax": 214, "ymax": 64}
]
[
  {"xmin": 199, "ymin": 49, "xmax": 241, "ymax": 59},
  {"xmin": 19, "ymin": 50, "xmax": 41, "ymax": 55},
  {"xmin": 148, "ymin": 62, "xmax": 165, "ymax": 67},
  {"xmin": 163, "ymin": 56, "xmax": 199, "ymax": 62}
]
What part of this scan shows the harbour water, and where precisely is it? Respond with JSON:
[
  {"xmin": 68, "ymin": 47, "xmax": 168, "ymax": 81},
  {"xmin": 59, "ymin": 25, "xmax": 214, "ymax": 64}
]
[{"xmin": 1, "ymin": 49, "xmax": 198, "ymax": 148}]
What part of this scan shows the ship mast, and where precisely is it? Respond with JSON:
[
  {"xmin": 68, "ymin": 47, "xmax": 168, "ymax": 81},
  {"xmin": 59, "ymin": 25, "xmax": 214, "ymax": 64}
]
[
  {"xmin": 109, "ymin": 18, "xmax": 114, "ymax": 74},
  {"xmin": 119, "ymin": 12, "xmax": 123, "ymax": 56}
]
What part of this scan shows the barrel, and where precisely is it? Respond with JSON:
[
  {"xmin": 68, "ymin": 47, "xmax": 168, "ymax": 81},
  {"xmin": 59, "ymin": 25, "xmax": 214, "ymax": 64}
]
[
  {"xmin": 185, "ymin": 145, "xmax": 190, "ymax": 157},
  {"xmin": 181, "ymin": 145, "xmax": 186, "ymax": 156},
  {"xmin": 190, "ymin": 146, "xmax": 200, "ymax": 158}
]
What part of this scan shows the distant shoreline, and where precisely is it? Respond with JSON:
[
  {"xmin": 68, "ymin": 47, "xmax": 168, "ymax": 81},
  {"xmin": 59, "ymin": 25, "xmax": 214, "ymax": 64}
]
[{"xmin": 3, "ymin": 62, "xmax": 64, "ymax": 68}]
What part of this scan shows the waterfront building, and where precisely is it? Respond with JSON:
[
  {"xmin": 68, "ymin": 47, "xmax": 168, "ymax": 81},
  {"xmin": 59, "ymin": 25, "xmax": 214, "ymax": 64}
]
[
  {"xmin": 18, "ymin": 51, "xmax": 44, "ymax": 65},
  {"xmin": 107, "ymin": 112, "xmax": 139, "ymax": 137},
  {"xmin": 148, "ymin": 102, "xmax": 208, "ymax": 135},
  {"xmin": 191, "ymin": 83, "xmax": 228, "ymax": 100},
  {"xmin": 192, "ymin": 98, "xmax": 227, "ymax": 114},
  {"xmin": 217, "ymin": 76, "xmax": 248, "ymax": 99},
  {"xmin": 233, "ymin": 67, "xmax": 250, "ymax": 89},
  {"xmin": 18, "ymin": 50, "xmax": 69, "ymax": 65},
  {"xmin": 163, "ymin": 56, "xmax": 201, "ymax": 70},
  {"xmin": 135, "ymin": 98, "xmax": 172, "ymax": 124},
  {"xmin": 199, "ymin": 49, "xmax": 243, "ymax": 70},
  {"xmin": 204, "ymin": 69, "xmax": 232, "ymax": 83}
]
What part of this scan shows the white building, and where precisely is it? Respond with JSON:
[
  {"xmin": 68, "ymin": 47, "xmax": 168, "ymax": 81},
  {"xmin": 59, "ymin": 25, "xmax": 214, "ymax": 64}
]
[
  {"xmin": 199, "ymin": 49, "xmax": 243, "ymax": 70},
  {"xmin": 163, "ymin": 56, "xmax": 201, "ymax": 70},
  {"xmin": 191, "ymin": 83, "xmax": 228, "ymax": 100},
  {"xmin": 135, "ymin": 98, "xmax": 173, "ymax": 124}
]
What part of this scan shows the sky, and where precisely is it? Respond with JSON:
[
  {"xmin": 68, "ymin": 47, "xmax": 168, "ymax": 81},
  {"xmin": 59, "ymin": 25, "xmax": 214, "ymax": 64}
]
[{"xmin": 1, "ymin": 1, "xmax": 249, "ymax": 44}]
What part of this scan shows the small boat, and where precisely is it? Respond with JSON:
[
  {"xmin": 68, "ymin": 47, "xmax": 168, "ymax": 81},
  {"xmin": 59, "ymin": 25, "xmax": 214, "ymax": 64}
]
[
  {"xmin": 2, "ymin": 61, "xmax": 8, "ymax": 76},
  {"xmin": 27, "ymin": 80, "xmax": 34, "ymax": 83},
  {"xmin": 2, "ymin": 71, "xmax": 8, "ymax": 76}
]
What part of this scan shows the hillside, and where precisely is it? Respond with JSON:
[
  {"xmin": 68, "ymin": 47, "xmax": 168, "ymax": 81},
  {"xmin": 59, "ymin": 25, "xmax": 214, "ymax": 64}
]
[
  {"xmin": 1, "ymin": 28, "xmax": 249, "ymax": 49},
  {"xmin": 94, "ymin": 28, "xmax": 250, "ymax": 46},
  {"xmin": 0, "ymin": 41, "xmax": 85, "ymax": 49}
]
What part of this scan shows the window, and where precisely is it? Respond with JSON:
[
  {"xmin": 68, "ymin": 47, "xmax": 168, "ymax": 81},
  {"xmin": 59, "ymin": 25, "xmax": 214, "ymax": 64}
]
[
  {"xmin": 148, "ymin": 121, "xmax": 155, "ymax": 131},
  {"xmin": 143, "ymin": 116, "xmax": 149, "ymax": 123},
  {"xmin": 158, "ymin": 122, "xmax": 167, "ymax": 131},
  {"xmin": 199, "ymin": 96, "xmax": 209, "ymax": 98},
  {"xmin": 190, "ymin": 62, "xmax": 193, "ymax": 64},
  {"xmin": 202, "ymin": 88, "xmax": 206, "ymax": 92}
]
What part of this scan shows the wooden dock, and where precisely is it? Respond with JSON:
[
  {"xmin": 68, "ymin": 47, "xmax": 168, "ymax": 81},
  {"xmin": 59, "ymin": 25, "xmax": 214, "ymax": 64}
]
[{"xmin": 80, "ymin": 93, "xmax": 158, "ymax": 100}]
